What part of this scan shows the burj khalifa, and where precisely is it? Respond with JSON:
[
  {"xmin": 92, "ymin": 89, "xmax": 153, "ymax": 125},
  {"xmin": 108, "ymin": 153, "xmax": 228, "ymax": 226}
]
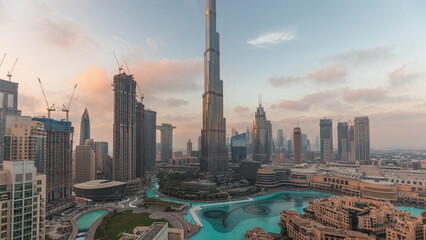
[{"xmin": 200, "ymin": 0, "xmax": 228, "ymax": 181}]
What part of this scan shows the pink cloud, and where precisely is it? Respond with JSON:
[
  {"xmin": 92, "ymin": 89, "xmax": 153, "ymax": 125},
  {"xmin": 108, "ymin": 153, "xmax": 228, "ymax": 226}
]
[
  {"xmin": 343, "ymin": 88, "xmax": 387, "ymax": 102},
  {"xmin": 76, "ymin": 66, "xmax": 110, "ymax": 94},
  {"xmin": 268, "ymin": 76, "xmax": 301, "ymax": 87},
  {"xmin": 388, "ymin": 65, "xmax": 418, "ymax": 86},
  {"xmin": 234, "ymin": 105, "xmax": 250, "ymax": 113},
  {"xmin": 271, "ymin": 100, "xmax": 309, "ymax": 111},
  {"xmin": 308, "ymin": 65, "xmax": 347, "ymax": 83}
]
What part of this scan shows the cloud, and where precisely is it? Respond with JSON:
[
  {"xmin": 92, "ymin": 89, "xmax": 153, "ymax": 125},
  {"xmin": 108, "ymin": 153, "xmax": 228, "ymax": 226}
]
[
  {"xmin": 76, "ymin": 66, "xmax": 110, "ymax": 94},
  {"xmin": 133, "ymin": 58, "xmax": 203, "ymax": 97},
  {"xmin": 161, "ymin": 114, "xmax": 194, "ymax": 123},
  {"xmin": 146, "ymin": 37, "xmax": 163, "ymax": 49},
  {"xmin": 271, "ymin": 100, "xmax": 310, "ymax": 111},
  {"xmin": 268, "ymin": 76, "xmax": 301, "ymax": 87},
  {"xmin": 343, "ymin": 88, "xmax": 388, "ymax": 103},
  {"xmin": 31, "ymin": 2, "xmax": 94, "ymax": 50},
  {"xmin": 163, "ymin": 97, "xmax": 188, "ymax": 107},
  {"xmin": 388, "ymin": 65, "xmax": 419, "ymax": 86},
  {"xmin": 234, "ymin": 106, "xmax": 250, "ymax": 113},
  {"xmin": 302, "ymin": 91, "xmax": 337, "ymax": 104},
  {"xmin": 247, "ymin": 31, "xmax": 295, "ymax": 48},
  {"xmin": 307, "ymin": 65, "xmax": 347, "ymax": 83},
  {"xmin": 332, "ymin": 46, "xmax": 392, "ymax": 66}
]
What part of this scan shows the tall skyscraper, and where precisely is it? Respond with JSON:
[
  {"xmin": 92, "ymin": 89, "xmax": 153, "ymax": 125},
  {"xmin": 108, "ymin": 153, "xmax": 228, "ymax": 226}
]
[
  {"xmin": 0, "ymin": 78, "xmax": 21, "ymax": 169},
  {"xmin": 4, "ymin": 115, "xmax": 46, "ymax": 173},
  {"xmin": 354, "ymin": 116, "xmax": 370, "ymax": 161},
  {"xmin": 33, "ymin": 117, "xmax": 74, "ymax": 202},
  {"xmin": 157, "ymin": 123, "xmax": 175, "ymax": 163},
  {"xmin": 200, "ymin": 0, "xmax": 228, "ymax": 180},
  {"xmin": 320, "ymin": 118, "xmax": 333, "ymax": 162},
  {"xmin": 142, "ymin": 109, "xmax": 156, "ymax": 171},
  {"xmin": 187, "ymin": 139, "xmax": 192, "ymax": 157},
  {"xmin": 337, "ymin": 122, "xmax": 350, "ymax": 161},
  {"xmin": 293, "ymin": 127, "xmax": 302, "ymax": 164},
  {"xmin": 112, "ymin": 72, "xmax": 137, "ymax": 183},
  {"xmin": 102, "ymin": 155, "xmax": 113, "ymax": 180},
  {"xmin": 267, "ymin": 120, "xmax": 274, "ymax": 155},
  {"xmin": 349, "ymin": 124, "xmax": 356, "ymax": 161},
  {"xmin": 79, "ymin": 108, "xmax": 90, "ymax": 146},
  {"xmin": 94, "ymin": 141, "xmax": 108, "ymax": 175},
  {"xmin": 253, "ymin": 103, "xmax": 270, "ymax": 163},
  {"xmin": 135, "ymin": 101, "xmax": 145, "ymax": 178},
  {"xmin": 277, "ymin": 129, "xmax": 284, "ymax": 153},
  {"xmin": 74, "ymin": 143, "xmax": 96, "ymax": 184},
  {"xmin": 1, "ymin": 161, "xmax": 46, "ymax": 240}
]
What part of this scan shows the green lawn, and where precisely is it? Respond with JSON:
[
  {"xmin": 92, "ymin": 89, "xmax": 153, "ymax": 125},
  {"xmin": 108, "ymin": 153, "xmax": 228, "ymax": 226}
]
[{"xmin": 94, "ymin": 210, "xmax": 168, "ymax": 240}]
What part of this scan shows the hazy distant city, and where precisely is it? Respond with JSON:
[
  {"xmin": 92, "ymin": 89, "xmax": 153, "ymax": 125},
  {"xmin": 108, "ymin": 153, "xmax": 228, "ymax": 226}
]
[{"xmin": 1, "ymin": 1, "xmax": 426, "ymax": 240}]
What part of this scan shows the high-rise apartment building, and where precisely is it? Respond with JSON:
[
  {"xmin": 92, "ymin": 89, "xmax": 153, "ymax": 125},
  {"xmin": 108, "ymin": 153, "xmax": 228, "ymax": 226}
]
[
  {"xmin": 4, "ymin": 116, "xmax": 46, "ymax": 173},
  {"xmin": 142, "ymin": 109, "xmax": 156, "ymax": 171},
  {"xmin": 337, "ymin": 122, "xmax": 350, "ymax": 161},
  {"xmin": 200, "ymin": 0, "xmax": 228, "ymax": 181},
  {"xmin": 276, "ymin": 129, "xmax": 284, "ymax": 153},
  {"xmin": 74, "ymin": 143, "xmax": 96, "ymax": 184},
  {"xmin": 253, "ymin": 103, "xmax": 270, "ymax": 163},
  {"xmin": 293, "ymin": 127, "xmax": 302, "ymax": 164},
  {"xmin": 157, "ymin": 123, "xmax": 175, "ymax": 163},
  {"xmin": 354, "ymin": 116, "xmax": 370, "ymax": 161},
  {"xmin": 79, "ymin": 108, "xmax": 90, "ymax": 146},
  {"xmin": 230, "ymin": 133, "xmax": 247, "ymax": 162},
  {"xmin": 112, "ymin": 72, "xmax": 137, "ymax": 183},
  {"xmin": 33, "ymin": 118, "xmax": 73, "ymax": 202},
  {"xmin": 186, "ymin": 139, "xmax": 192, "ymax": 157},
  {"xmin": 0, "ymin": 160, "xmax": 46, "ymax": 240},
  {"xmin": 102, "ymin": 155, "xmax": 113, "ymax": 180},
  {"xmin": 135, "ymin": 101, "xmax": 144, "ymax": 178},
  {"xmin": 320, "ymin": 118, "xmax": 333, "ymax": 162},
  {"xmin": 0, "ymin": 78, "xmax": 21, "ymax": 169}
]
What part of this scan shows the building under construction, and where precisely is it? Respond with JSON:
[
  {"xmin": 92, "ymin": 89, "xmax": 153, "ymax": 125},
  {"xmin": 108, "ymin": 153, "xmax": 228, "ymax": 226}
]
[{"xmin": 33, "ymin": 117, "xmax": 74, "ymax": 202}]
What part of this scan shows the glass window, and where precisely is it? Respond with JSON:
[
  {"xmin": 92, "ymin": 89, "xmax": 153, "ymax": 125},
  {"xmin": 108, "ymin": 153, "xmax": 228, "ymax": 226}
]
[
  {"xmin": 1, "ymin": 210, "xmax": 6, "ymax": 216},
  {"xmin": 0, "ymin": 92, "xmax": 3, "ymax": 107},
  {"xmin": 14, "ymin": 184, "xmax": 23, "ymax": 191},
  {"xmin": 0, "ymin": 185, "xmax": 6, "ymax": 192},
  {"xmin": 7, "ymin": 94, "xmax": 14, "ymax": 108}
]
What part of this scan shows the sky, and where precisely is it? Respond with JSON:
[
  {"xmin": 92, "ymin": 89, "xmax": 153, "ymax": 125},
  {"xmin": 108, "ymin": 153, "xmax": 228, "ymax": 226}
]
[{"xmin": 1, "ymin": 0, "xmax": 426, "ymax": 150}]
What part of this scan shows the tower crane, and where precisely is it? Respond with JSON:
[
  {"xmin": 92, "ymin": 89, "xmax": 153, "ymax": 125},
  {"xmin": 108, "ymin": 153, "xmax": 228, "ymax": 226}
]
[
  {"xmin": 0, "ymin": 53, "xmax": 6, "ymax": 71},
  {"xmin": 137, "ymin": 85, "xmax": 144, "ymax": 102},
  {"xmin": 62, "ymin": 84, "xmax": 77, "ymax": 121},
  {"xmin": 7, "ymin": 58, "xmax": 18, "ymax": 81},
  {"xmin": 37, "ymin": 77, "xmax": 55, "ymax": 118},
  {"xmin": 113, "ymin": 53, "xmax": 123, "ymax": 74}
]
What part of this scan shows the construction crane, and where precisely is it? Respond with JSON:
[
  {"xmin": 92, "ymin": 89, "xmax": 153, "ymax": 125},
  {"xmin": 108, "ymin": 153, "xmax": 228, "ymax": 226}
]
[
  {"xmin": 113, "ymin": 53, "xmax": 123, "ymax": 74},
  {"xmin": 0, "ymin": 53, "xmax": 6, "ymax": 71},
  {"xmin": 124, "ymin": 59, "xmax": 132, "ymax": 75},
  {"xmin": 37, "ymin": 77, "xmax": 55, "ymax": 118},
  {"xmin": 7, "ymin": 58, "xmax": 18, "ymax": 81},
  {"xmin": 62, "ymin": 84, "xmax": 77, "ymax": 121},
  {"xmin": 137, "ymin": 85, "xmax": 144, "ymax": 102}
]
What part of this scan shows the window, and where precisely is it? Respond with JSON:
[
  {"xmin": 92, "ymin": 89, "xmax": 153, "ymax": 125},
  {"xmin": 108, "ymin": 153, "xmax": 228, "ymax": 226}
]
[
  {"xmin": 0, "ymin": 185, "xmax": 6, "ymax": 192},
  {"xmin": 14, "ymin": 192, "xmax": 23, "ymax": 200},
  {"xmin": 1, "ymin": 210, "xmax": 6, "ymax": 216},
  {"xmin": 14, "ymin": 184, "xmax": 23, "ymax": 191}
]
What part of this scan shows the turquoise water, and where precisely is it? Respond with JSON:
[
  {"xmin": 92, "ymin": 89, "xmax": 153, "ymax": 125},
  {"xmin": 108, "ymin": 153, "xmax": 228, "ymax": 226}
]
[
  {"xmin": 75, "ymin": 209, "xmax": 108, "ymax": 240},
  {"xmin": 147, "ymin": 183, "xmax": 425, "ymax": 240}
]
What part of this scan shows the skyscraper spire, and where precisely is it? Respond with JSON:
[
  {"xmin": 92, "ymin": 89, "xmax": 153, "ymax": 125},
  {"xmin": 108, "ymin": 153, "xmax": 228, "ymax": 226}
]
[
  {"xmin": 80, "ymin": 108, "xmax": 90, "ymax": 146},
  {"xmin": 200, "ymin": 0, "xmax": 228, "ymax": 181}
]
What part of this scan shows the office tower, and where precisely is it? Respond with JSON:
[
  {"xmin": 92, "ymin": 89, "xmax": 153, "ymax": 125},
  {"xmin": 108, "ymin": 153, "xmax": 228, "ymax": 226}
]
[
  {"xmin": 293, "ymin": 127, "xmax": 302, "ymax": 164},
  {"xmin": 337, "ymin": 122, "xmax": 350, "ymax": 161},
  {"xmin": 0, "ymin": 78, "xmax": 21, "ymax": 169},
  {"xmin": 187, "ymin": 139, "xmax": 192, "ymax": 157},
  {"xmin": 349, "ymin": 124, "xmax": 355, "ymax": 161},
  {"xmin": 287, "ymin": 140, "xmax": 292, "ymax": 155},
  {"xmin": 320, "ymin": 118, "xmax": 333, "ymax": 162},
  {"xmin": 157, "ymin": 123, "xmax": 175, "ymax": 163},
  {"xmin": 135, "ymin": 101, "xmax": 144, "ymax": 178},
  {"xmin": 277, "ymin": 129, "xmax": 284, "ymax": 153},
  {"xmin": 230, "ymin": 133, "xmax": 247, "ymax": 162},
  {"xmin": 142, "ymin": 109, "xmax": 156, "ymax": 171},
  {"xmin": 102, "ymin": 155, "xmax": 113, "ymax": 180},
  {"xmin": 4, "ymin": 116, "xmax": 46, "ymax": 173},
  {"xmin": 253, "ymin": 102, "xmax": 270, "ymax": 163},
  {"xmin": 354, "ymin": 116, "xmax": 370, "ymax": 161},
  {"xmin": 33, "ymin": 117, "xmax": 73, "ymax": 202},
  {"xmin": 112, "ymin": 72, "xmax": 136, "ymax": 183},
  {"xmin": 74, "ymin": 143, "xmax": 96, "ymax": 184},
  {"xmin": 200, "ymin": 0, "xmax": 228, "ymax": 180},
  {"xmin": 267, "ymin": 120, "xmax": 273, "ymax": 155},
  {"xmin": 245, "ymin": 126, "xmax": 253, "ymax": 155},
  {"xmin": 94, "ymin": 141, "xmax": 108, "ymax": 175},
  {"xmin": 302, "ymin": 134, "xmax": 309, "ymax": 153},
  {"xmin": 0, "ymin": 161, "xmax": 46, "ymax": 240},
  {"xmin": 79, "ymin": 108, "xmax": 90, "ymax": 146}
]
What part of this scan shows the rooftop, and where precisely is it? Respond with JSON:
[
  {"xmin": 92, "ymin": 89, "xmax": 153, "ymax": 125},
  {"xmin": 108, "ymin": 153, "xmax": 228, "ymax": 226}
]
[{"xmin": 73, "ymin": 180, "xmax": 126, "ymax": 190}]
